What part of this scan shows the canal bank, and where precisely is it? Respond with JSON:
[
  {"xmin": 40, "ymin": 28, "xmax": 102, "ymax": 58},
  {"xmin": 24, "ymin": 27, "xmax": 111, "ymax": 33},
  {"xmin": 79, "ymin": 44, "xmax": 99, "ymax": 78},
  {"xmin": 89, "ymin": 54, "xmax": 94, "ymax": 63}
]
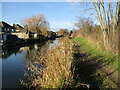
[
  {"xmin": 2, "ymin": 34, "xmax": 63, "ymax": 49},
  {"xmin": 2, "ymin": 37, "xmax": 119, "ymax": 89}
]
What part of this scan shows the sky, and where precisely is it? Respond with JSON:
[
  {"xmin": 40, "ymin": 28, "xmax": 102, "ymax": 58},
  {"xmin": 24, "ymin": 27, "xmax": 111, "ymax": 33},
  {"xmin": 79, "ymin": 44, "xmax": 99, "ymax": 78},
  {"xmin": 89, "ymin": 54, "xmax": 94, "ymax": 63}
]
[
  {"xmin": 2, "ymin": 2, "xmax": 83, "ymax": 31},
  {"xmin": 2, "ymin": 1, "xmax": 118, "ymax": 31}
]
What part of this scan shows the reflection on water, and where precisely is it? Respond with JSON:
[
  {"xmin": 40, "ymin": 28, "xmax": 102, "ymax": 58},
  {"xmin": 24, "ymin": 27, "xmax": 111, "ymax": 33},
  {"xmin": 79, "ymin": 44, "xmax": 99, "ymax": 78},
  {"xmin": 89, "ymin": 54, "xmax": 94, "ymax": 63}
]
[{"xmin": 1, "ymin": 39, "xmax": 60, "ymax": 88}]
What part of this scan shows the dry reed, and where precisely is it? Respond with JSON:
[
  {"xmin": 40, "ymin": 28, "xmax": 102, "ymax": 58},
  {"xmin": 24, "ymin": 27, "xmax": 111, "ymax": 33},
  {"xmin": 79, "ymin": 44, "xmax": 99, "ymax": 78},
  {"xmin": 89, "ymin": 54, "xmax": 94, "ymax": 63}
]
[{"xmin": 20, "ymin": 37, "xmax": 74, "ymax": 88}]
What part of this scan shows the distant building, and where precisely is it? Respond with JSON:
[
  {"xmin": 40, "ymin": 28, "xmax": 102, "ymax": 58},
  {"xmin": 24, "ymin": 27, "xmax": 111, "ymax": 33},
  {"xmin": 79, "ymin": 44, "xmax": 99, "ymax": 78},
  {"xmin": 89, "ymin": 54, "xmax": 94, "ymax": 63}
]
[
  {"xmin": 0, "ymin": 21, "xmax": 17, "ymax": 43},
  {"xmin": 13, "ymin": 24, "xmax": 24, "ymax": 32},
  {"xmin": 12, "ymin": 31, "xmax": 29, "ymax": 39},
  {"xmin": 13, "ymin": 24, "xmax": 37, "ymax": 39},
  {"xmin": 0, "ymin": 21, "xmax": 16, "ymax": 33},
  {"xmin": 12, "ymin": 24, "xmax": 28, "ymax": 39},
  {"xmin": 0, "ymin": 21, "xmax": 38, "ymax": 45}
]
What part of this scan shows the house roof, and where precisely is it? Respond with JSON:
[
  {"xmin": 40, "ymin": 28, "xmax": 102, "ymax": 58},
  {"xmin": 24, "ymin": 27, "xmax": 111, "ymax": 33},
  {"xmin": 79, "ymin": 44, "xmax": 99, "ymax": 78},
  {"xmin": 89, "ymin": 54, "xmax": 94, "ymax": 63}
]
[
  {"xmin": 13, "ymin": 24, "xmax": 24, "ymax": 30},
  {"xmin": 0, "ymin": 21, "xmax": 15, "ymax": 29}
]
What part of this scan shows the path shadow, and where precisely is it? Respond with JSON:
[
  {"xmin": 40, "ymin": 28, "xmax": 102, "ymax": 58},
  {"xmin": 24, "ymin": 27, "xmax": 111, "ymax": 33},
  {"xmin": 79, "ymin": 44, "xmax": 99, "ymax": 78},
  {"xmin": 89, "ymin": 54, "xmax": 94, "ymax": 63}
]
[
  {"xmin": 72, "ymin": 53, "xmax": 103, "ymax": 88},
  {"xmin": 72, "ymin": 45, "xmax": 118, "ymax": 88}
]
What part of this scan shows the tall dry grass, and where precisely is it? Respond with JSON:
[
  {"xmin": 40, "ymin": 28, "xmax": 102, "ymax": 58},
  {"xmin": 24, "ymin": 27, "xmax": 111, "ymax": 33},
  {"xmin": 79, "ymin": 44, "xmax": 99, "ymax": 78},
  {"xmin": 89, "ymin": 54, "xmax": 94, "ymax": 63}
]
[
  {"xmin": 20, "ymin": 37, "xmax": 74, "ymax": 88},
  {"xmin": 72, "ymin": 25, "xmax": 120, "ymax": 55}
]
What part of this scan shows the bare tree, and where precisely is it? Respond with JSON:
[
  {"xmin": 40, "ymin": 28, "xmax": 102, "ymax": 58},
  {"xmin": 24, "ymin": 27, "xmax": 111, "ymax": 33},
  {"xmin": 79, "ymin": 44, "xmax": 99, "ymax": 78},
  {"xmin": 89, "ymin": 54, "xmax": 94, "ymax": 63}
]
[
  {"xmin": 73, "ymin": 0, "xmax": 119, "ymax": 52},
  {"xmin": 21, "ymin": 14, "xmax": 49, "ymax": 36},
  {"xmin": 90, "ymin": 0, "xmax": 119, "ymax": 52},
  {"xmin": 75, "ymin": 16, "xmax": 93, "ymax": 30}
]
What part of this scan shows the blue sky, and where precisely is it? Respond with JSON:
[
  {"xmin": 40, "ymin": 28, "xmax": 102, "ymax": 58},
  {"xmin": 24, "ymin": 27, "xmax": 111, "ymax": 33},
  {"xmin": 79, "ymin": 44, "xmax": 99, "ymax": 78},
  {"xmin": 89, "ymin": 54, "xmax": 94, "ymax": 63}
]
[{"xmin": 2, "ymin": 2, "xmax": 83, "ymax": 31}]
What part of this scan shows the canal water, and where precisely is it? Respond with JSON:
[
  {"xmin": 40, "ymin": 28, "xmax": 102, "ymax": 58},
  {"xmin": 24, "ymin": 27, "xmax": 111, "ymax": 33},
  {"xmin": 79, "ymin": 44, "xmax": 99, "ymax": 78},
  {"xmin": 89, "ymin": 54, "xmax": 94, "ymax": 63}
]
[{"xmin": 1, "ymin": 39, "xmax": 59, "ymax": 88}]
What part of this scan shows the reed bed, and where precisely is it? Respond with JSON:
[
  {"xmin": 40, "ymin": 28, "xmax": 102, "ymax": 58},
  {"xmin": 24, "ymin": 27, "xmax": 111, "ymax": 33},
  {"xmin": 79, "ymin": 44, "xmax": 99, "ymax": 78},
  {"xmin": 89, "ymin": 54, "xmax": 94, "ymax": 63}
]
[{"xmin": 21, "ymin": 38, "xmax": 74, "ymax": 88}]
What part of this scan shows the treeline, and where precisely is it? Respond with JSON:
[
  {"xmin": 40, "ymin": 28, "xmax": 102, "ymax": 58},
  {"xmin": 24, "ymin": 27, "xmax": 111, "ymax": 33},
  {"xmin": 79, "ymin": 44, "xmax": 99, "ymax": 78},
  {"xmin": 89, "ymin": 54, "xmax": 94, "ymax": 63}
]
[
  {"xmin": 21, "ymin": 14, "xmax": 72, "ymax": 40},
  {"xmin": 72, "ymin": 1, "xmax": 120, "ymax": 55}
]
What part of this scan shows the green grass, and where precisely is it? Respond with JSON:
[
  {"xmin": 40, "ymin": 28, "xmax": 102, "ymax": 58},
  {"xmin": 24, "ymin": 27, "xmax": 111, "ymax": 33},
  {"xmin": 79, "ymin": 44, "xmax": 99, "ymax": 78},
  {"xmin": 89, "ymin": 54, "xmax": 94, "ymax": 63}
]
[{"xmin": 74, "ymin": 37, "xmax": 119, "ymax": 71}]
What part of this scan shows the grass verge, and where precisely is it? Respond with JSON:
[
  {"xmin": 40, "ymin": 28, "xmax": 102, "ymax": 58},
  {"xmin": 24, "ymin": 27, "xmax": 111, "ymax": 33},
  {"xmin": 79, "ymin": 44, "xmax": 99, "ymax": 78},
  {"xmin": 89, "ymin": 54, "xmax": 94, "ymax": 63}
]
[{"xmin": 74, "ymin": 37, "xmax": 119, "ymax": 70}]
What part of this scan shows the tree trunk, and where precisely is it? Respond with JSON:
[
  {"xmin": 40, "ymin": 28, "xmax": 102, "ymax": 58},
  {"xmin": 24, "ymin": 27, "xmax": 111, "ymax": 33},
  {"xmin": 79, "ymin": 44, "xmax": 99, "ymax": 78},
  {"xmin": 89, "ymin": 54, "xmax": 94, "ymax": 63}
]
[{"xmin": 102, "ymin": 30, "xmax": 109, "ymax": 50}]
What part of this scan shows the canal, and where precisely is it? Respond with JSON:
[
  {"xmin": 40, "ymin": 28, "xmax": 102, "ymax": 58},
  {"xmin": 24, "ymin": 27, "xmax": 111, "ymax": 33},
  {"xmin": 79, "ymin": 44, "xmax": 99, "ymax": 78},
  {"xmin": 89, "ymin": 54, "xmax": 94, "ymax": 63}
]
[{"xmin": 1, "ymin": 39, "xmax": 59, "ymax": 88}]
